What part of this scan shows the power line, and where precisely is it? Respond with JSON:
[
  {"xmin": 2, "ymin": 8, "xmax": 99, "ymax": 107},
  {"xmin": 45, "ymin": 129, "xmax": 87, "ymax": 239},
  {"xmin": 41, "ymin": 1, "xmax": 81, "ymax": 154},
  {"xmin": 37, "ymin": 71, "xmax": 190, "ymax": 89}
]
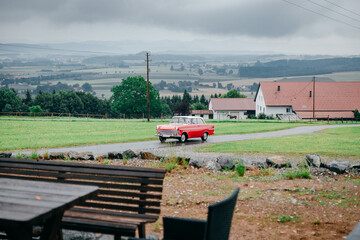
[
  {"xmin": 306, "ymin": 0, "xmax": 360, "ymax": 23},
  {"xmin": 323, "ymin": 0, "xmax": 360, "ymax": 18},
  {"xmin": 281, "ymin": 0, "xmax": 360, "ymax": 31}
]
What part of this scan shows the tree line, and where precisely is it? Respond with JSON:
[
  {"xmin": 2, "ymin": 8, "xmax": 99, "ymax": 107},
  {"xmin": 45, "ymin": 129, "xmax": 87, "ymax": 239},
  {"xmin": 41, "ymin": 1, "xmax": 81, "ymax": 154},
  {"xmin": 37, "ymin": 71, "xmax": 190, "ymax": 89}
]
[
  {"xmin": 238, "ymin": 57, "xmax": 360, "ymax": 78},
  {"xmin": 0, "ymin": 76, "xmax": 247, "ymax": 118}
]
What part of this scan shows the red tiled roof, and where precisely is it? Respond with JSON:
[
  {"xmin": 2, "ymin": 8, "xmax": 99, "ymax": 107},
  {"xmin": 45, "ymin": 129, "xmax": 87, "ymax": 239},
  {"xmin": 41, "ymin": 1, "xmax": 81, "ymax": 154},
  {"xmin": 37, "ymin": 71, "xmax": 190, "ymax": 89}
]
[
  {"xmin": 210, "ymin": 98, "xmax": 255, "ymax": 111},
  {"xmin": 259, "ymin": 81, "xmax": 360, "ymax": 119}
]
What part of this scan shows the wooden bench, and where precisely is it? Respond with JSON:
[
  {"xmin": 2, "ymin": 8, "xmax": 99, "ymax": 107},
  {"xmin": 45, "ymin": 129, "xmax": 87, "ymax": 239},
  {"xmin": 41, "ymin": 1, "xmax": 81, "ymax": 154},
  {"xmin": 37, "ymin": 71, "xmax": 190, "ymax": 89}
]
[{"xmin": 0, "ymin": 157, "xmax": 167, "ymax": 239}]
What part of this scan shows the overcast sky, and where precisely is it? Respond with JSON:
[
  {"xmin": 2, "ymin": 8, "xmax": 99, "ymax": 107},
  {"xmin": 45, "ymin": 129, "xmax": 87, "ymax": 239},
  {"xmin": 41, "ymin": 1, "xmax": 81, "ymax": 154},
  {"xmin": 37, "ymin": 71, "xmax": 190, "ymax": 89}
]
[{"xmin": 1, "ymin": 0, "xmax": 360, "ymax": 55}]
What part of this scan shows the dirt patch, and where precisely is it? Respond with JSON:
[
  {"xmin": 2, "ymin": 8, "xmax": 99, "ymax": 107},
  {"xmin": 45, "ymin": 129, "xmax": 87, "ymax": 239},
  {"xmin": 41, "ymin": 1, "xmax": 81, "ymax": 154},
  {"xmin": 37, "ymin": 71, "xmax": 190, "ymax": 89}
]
[{"xmin": 87, "ymin": 159, "xmax": 360, "ymax": 239}]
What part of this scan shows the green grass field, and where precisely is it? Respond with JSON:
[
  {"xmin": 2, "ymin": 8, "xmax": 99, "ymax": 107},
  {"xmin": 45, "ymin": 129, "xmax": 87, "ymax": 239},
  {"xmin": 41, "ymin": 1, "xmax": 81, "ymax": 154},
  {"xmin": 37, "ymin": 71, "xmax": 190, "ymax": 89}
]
[
  {"xmin": 198, "ymin": 127, "xmax": 360, "ymax": 158},
  {"xmin": 0, "ymin": 117, "xmax": 312, "ymax": 151}
]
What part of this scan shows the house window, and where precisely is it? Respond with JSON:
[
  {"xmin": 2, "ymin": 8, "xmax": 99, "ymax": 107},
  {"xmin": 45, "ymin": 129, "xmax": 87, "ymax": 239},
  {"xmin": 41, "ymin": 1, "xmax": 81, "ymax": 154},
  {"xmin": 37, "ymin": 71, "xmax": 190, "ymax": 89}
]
[
  {"xmin": 286, "ymin": 108, "xmax": 291, "ymax": 113},
  {"xmin": 309, "ymin": 91, "xmax": 312, "ymax": 97},
  {"xmin": 277, "ymin": 86, "xmax": 280, "ymax": 91}
]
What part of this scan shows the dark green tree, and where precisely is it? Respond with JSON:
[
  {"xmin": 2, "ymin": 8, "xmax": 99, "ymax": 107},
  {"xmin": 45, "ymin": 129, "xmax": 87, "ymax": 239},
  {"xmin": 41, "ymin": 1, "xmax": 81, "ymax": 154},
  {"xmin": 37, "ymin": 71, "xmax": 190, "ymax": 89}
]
[
  {"xmin": 221, "ymin": 89, "xmax": 247, "ymax": 98},
  {"xmin": 200, "ymin": 94, "xmax": 208, "ymax": 106},
  {"xmin": 174, "ymin": 102, "xmax": 190, "ymax": 116},
  {"xmin": 23, "ymin": 90, "xmax": 33, "ymax": 107},
  {"xmin": 57, "ymin": 91, "xmax": 84, "ymax": 114},
  {"xmin": 182, "ymin": 89, "xmax": 192, "ymax": 104},
  {"xmin": 34, "ymin": 91, "xmax": 54, "ymax": 112},
  {"xmin": 0, "ymin": 88, "xmax": 24, "ymax": 112},
  {"xmin": 76, "ymin": 92, "xmax": 103, "ymax": 114},
  {"xmin": 110, "ymin": 76, "xmax": 162, "ymax": 117}
]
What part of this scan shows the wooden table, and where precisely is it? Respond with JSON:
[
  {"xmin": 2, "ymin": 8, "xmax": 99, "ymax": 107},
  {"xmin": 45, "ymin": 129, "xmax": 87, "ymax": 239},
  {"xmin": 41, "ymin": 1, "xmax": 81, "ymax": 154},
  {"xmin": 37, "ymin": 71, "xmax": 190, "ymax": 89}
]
[{"xmin": 0, "ymin": 178, "xmax": 98, "ymax": 240}]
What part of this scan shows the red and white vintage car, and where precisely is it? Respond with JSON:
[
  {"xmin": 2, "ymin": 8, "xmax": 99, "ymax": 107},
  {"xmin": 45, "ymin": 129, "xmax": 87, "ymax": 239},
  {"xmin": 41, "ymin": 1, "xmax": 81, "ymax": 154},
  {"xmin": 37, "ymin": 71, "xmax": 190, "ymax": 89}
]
[{"xmin": 155, "ymin": 116, "xmax": 215, "ymax": 143}]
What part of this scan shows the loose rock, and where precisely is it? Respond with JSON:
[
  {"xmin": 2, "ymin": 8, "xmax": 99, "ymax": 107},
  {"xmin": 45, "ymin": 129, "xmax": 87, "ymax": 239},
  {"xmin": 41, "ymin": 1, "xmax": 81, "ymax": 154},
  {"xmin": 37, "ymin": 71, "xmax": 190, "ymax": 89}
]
[
  {"xmin": 0, "ymin": 152, "xmax": 12, "ymax": 158},
  {"xmin": 251, "ymin": 161, "xmax": 268, "ymax": 169},
  {"xmin": 205, "ymin": 160, "xmax": 222, "ymax": 171},
  {"xmin": 123, "ymin": 149, "xmax": 139, "ymax": 159},
  {"xmin": 324, "ymin": 161, "xmax": 351, "ymax": 174},
  {"xmin": 140, "ymin": 151, "xmax": 161, "ymax": 160},
  {"xmin": 266, "ymin": 156, "xmax": 291, "ymax": 168},
  {"xmin": 189, "ymin": 158, "xmax": 207, "ymax": 168},
  {"xmin": 306, "ymin": 154, "xmax": 322, "ymax": 168},
  {"xmin": 217, "ymin": 155, "xmax": 236, "ymax": 169},
  {"xmin": 108, "ymin": 152, "xmax": 122, "ymax": 159},
  {"xmin": 49, "ymin": 152, "xmax": 65, "ymax": 159}
]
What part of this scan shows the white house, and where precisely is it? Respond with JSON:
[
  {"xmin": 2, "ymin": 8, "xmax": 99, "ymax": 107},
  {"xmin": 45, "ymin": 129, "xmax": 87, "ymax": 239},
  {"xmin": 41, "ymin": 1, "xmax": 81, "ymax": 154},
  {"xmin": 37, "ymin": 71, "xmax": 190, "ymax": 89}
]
[
  {"xmin": 209, "ymin": 98, "xmax": 255, "ymax": 120},
  {"xmin": 255, "ymin": 81, "xmax": 360, "ymax": 119},
  {"xmin": 255, "ymin": 84, "xmax": 292, "ymax": 117}
]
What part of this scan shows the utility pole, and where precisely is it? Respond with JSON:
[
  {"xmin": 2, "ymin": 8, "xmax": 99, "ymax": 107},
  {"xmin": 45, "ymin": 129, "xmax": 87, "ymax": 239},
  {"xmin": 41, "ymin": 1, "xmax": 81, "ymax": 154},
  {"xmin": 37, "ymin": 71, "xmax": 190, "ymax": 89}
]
[
  {"xmin": 313, "ymin": 76, "xmax": 315, "ymax": 120},
  {"xmin": 146, "ymin": 52, "xmax": 150, "ymax": 122}
]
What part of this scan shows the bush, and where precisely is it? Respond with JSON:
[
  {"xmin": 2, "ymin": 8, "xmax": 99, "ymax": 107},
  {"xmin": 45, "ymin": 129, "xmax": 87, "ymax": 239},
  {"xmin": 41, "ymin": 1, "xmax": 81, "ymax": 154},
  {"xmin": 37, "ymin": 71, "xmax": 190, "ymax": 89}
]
[
  {"xmin": 354, "ymin": 109, "xmax": 360, "ymax": 121},
  {"xmin": 258, "ymin": 113, "xmax": 266, "ymax": 119},
  {"xmin": 29, "ymin": 105, "xmax": 43, "ymax": 116},
  {"xmin": 282, "ymin": 167, "xmax": 311, "ymax": 179},
  {"xmin": 235, "ymin": 160, "xmax": 246, "ymax": 176}
]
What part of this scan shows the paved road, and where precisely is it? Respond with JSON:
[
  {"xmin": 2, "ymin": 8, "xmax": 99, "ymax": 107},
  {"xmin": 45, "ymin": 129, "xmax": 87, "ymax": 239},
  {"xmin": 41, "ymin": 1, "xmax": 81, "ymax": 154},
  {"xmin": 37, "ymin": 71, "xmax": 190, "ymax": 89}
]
[{"xmin": 23, "ymin": 124, "xmax": 359, "ymax": 156}]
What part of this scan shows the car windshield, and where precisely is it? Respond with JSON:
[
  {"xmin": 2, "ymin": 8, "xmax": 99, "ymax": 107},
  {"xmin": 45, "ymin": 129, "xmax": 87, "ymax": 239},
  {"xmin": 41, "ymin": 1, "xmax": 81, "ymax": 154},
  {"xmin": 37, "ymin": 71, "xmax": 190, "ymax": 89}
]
[
  {"xmin": 170, "ymin": 117, "xmax": 204, "ymax": 125},
  {"xmin": 170, "ymin": 117, "xmax": 190, "ymax": 125}
]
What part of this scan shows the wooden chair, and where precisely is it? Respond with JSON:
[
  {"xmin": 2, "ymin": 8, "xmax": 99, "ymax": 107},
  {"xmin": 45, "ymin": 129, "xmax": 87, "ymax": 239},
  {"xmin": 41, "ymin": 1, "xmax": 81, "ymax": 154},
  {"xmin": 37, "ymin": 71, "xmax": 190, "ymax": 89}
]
[{"xmin": 130, "ymin": 188, "xmax": 239, "ymax": 240}]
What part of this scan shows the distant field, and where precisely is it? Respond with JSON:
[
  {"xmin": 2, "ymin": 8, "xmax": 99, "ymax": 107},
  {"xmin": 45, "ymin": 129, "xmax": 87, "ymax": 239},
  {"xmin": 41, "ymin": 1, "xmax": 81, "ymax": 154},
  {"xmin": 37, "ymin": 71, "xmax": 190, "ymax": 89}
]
[
  {"xmin": 0, "ymin": 118, "xmax": 312, "ymax": 151},
  {"xmin": 2, "ymin": 61, "xmax": 359, "ymax": 99},
  {"xmin": 198, "ymin": 126, "xmax": 360, "ymax": 158}
]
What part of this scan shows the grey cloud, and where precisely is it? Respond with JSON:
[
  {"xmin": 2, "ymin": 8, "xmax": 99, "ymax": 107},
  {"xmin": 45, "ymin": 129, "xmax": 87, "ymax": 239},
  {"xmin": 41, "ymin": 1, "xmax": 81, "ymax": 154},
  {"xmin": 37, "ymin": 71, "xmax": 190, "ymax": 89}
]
[{"xmin": 0, "ymin": 0, "xmax": 332, "ymax": 38}]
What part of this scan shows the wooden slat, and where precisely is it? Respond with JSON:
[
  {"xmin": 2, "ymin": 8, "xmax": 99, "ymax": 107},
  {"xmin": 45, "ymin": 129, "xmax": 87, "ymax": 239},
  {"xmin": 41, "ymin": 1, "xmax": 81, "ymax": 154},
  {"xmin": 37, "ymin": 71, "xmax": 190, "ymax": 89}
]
[
  {"xmin": 93, "ymin": 195, "xmax": 161, "ymax": 207},
  {"xmin": 64, "ymin": 210, "xmax": 156, "ymax": 225},
  {"xmin": 0, "ymin": 174, "xmax": 164, "ymax": 192},
  {"xmin": 61, "ymin": 217, "xmax": 137, "ymax": 236},
  {"xmin": 0, "ymin": 161, "xmax": 165, "ymax": 178},
  {"xmin": 99, "ymin": 189, "xmax": 162, "ymax": 200},
  {"xmin": 0, "ymin": 168, "xmax": 164, "ymax": 185},
  {"xmin": 80, "ymin": 202, "xmax": 161, "ymax": 214},
  {"xmin": 0, "ymin": 158, "xmax": 167, "ymax": 174},
  {"xmin": 69, "ymin": 207, "xmax": 158, "ymax": 221}
]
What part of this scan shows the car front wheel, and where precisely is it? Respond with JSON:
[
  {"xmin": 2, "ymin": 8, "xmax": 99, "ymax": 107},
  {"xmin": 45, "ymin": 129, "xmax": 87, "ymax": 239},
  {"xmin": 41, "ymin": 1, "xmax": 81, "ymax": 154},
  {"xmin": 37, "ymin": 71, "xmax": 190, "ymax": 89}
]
[
  {"xmin": 159, "ymin": 136, "xmax": 167, "ymax": 143},
  {"xmin": 201, "ymin": 132, "xmax": 208, "ymax": 141},
  {"xmin": 179, "ymin": 133, "xmax": 187, "ymax": 143}
]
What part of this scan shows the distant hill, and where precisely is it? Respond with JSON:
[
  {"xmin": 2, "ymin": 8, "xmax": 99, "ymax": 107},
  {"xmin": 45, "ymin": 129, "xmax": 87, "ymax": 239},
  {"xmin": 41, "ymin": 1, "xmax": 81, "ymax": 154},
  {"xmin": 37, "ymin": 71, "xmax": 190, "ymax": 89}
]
[{"xmin": 238, "ymin": 57, "xmax": 360, "ymax": 78}]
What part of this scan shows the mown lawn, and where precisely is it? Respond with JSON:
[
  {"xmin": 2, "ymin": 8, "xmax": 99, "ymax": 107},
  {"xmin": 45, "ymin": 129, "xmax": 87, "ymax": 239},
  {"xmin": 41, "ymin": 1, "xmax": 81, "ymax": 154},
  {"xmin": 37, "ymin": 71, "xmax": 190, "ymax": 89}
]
[
  {"xmin": 0, "ymin": 117, "xmax": 312, "ymax": 151},
  {"xmin": 198, "ymin": 127, "xmax": 360, "ymax": 158}
]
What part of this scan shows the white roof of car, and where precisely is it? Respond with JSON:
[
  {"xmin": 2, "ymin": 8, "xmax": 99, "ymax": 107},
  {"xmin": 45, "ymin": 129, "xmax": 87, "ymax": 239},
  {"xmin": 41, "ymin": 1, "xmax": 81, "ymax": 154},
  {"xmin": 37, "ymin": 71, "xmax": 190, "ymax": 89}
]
[{"xmin": 172, "ymin": 116, "xmax": 203, "ymax": 119}]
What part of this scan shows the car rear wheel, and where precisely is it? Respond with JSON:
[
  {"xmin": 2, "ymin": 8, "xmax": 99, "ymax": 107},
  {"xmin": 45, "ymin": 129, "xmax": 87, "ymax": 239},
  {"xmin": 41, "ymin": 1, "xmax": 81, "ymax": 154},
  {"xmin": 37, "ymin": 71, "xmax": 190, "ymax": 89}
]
[
  {"xmin": 159, "ymin": 136, "xmax": 167, "ymax": 143},
  {"xmin": 179, "ymin": 133, "xmax": 187, "ymax": 143},
  {"xmin": 201, "ymin": 132, "xmax": 208, "ymax": 141}
]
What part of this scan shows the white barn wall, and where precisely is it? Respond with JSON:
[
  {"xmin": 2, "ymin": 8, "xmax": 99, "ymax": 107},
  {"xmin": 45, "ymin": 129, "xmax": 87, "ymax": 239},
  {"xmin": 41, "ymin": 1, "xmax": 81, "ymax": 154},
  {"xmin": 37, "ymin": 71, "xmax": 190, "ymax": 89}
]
[
  {"xmin": 266, "ymin": 106, "xmax": 288, "ymax": 116},
  {"xmin": 255, "ymin": 86, "xmax": 266, "ymax": 116}
]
